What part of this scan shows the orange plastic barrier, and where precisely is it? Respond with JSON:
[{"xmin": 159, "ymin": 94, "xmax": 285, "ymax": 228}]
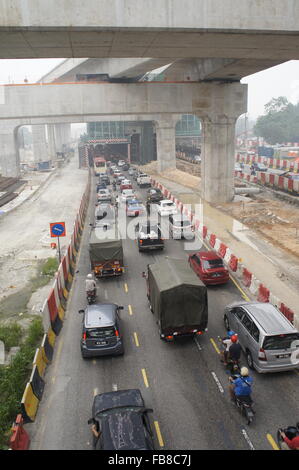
[
  {"xmin": 209, "ymin": 234, "xmax": 216, "ymax": 248},
  {"xmin": 242, "ymin": 268, "xmax": 252, "ymax": 287},
  {"xmin": 229, "ymin": 254, "xmax": 238, "ymax": 272},
  {"xmin": 279, "ymin": 303, "xmax": 294, "ymax": 324},
  {"xmin": 218, "ymin": 243, "xmax": 227, "ymax": 259},
  {"xmin": 257, "ymin": 284, "xmax": 270, "ymax": 303},
  {"xmin": 9, "ymin": 415, "xmax": 30, "ymax": 450},
  {"xmin": 202, "ymin": 226, "xmax": 208, "ymax": 239}
]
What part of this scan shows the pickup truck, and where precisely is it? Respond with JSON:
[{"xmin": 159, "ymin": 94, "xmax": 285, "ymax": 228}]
[
  {"xmin": 135, "ymin": 221, "xmax": 164, "ymax": 252},
  {"xmin": 137, "ymin": 173, "xmax": 151, "ymax": 188}
]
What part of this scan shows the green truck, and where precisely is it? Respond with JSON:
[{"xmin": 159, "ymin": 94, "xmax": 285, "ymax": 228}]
[
  {"xmin": 145, "ymin": 258, "xmax": 208, "ymax": 341},
  {"xmin": 89, "ymin": 226, "xmax": 123, "ymax": 278}
]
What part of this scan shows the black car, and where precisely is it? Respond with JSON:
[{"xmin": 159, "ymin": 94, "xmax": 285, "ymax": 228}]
[
  {"xmin": 146, "ymin": 188, "xmax": 164, "ymax": 212},
  {"xmin": 122, "ymin": 163, "xmax": 129, "ymax": 171},
  {"xmin": 136, "ymin": 221, "xmax": 164, "ymax": 252},
  {"xmin": 99, "ymin": 174, "xmax": 110, "ymax": 185},
  {"xmin": 79, "ymin": 303, "xmax": 124, "ymax": 358},
  {"xmin": 88, "ymin": 389, "xmax": 155, "ymax": 450}
]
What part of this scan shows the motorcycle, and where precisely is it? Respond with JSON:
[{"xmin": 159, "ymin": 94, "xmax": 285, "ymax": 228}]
[
  {"xmin": 229, "ymin": 374, "xmax": 255, "ymax": 425},
  {"xmin": 277, "ymin": 423, "xmax": 299, "ymax": 450},
  {"xmin": 218, "ymin": 336, "xmax": 241, "ymax": 375},
  {"xmin": 86, "ymin": 289, "xmax": 96, "ymax": 305}
]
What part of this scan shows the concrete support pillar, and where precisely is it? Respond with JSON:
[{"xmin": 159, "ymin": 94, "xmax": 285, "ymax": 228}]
[
  {"xmin": 32, "ymin": 125, "xmax": 48, "ymax": 162},
  {"xmin": 54, "ymin": 123, "xmax": 71, "ymax": 153},
  {"xmin": 200, "ymin": 115, "xmax": 237, "ymax": 203},
  {"xmin": 0, "ymin": 121, "xmax": 20, "ymax": 177},
  {"xmin": 155, "ymin": 116, "xmax": 178, "ymax": 173},
  {"xmin": 141, "ymin": 122, "xmax": 154, "ymax": 164},
  {"xmin": 47, "ymin": 124, "xmax": 56, "ymax": 162}
]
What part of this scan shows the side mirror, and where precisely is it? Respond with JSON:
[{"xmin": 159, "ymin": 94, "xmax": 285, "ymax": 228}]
[
  {"xmin": 78, "ymin": 309, "xmax": 85, "ymax": 314},
  {"xmin": 87, "ymin": 418, "xmax": 95, "ymax": 425}
]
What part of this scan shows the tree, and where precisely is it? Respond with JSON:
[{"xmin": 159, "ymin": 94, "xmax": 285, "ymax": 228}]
[{"xmin": 254, "ymin": 97, "xmax": 299, "ymax": 144}]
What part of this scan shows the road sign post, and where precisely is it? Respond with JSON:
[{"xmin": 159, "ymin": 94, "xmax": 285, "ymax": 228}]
[{"xmin": 50, "ymin": 222, "xmax": 66, "ymax": 263}]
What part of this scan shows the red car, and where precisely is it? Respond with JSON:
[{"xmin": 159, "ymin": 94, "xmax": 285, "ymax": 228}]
[
  {"xmin": 188, "ymin": 251, "xmax": 229, "ymax": 285},
  {"xmin": 120, "ymin": 180, "xmax": 132, "ymax": 191}
]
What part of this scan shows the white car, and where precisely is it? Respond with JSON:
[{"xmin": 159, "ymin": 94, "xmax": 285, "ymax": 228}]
[
  {"xmin": 97, "ymin": 189, "xmax": 112, "ymax": 202},
  {"xmin": 156, "ymin": 199, "xmax": 178, "ymax": 216},
  {"xmin": 120, "ymin": 189, "xmax": 136, "ymax": 202},
  {"xmin": 118, "ymin": 160, "xmax": 126, "ymax": 167}
]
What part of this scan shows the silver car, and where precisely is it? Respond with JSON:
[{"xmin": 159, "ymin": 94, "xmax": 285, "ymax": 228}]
[{"xmin": 224, "ymin": 301, "xmax": 299, "ymax": 373}]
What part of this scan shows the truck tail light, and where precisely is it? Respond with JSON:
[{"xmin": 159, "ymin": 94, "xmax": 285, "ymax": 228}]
[
  {"xmin": 166, "ymin": 335, "xmax": 174, "ymax": 341},
  {"xmin": 82, "ymin": 332, "xmax": 86, "ymax": 341},
  {"xmin": 196, "ymin": 331, "xmax": 203, "ymax": 335}
]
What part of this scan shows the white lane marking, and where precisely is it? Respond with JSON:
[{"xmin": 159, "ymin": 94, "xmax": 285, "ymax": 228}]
[
  {"xmin": 104, "ymin": 289, "xmax": 108, "ymax": 299},
  {"xmin": 112, "ymin": 383, "xmax": 118, "ymax": 391},
  {"xmin": 93, "ymin": 388, "xmax": 98, "ymax": 396},
  {"xmin": 194, "ymin": 337, "xmax": 202, "ymax": 351},
  {"xmin": 211, "ymin": 372, "xmax": 224, "ymax": 394},
  {"xmin": 241, "ymin": 429, "xmax": 255, "ymax": 450}
]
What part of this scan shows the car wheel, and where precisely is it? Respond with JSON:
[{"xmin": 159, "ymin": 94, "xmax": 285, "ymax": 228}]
[
  {"xmin": 246, "ymin": 350, "xmax": 254, "ymax": 370},
  {"xmin": 224, "ymin": 315, "xmax": 230, "ymax": 331}
]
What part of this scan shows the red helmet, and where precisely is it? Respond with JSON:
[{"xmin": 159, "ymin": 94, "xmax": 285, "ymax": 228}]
[{"xmin": 231, "ymin": 334, "xmax": 238, "ymax": 343}]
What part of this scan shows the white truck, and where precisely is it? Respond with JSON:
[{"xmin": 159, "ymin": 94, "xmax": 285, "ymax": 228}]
[{"xmin": 137, "ymin": 173, "xmax": 151, "ymax": 188}]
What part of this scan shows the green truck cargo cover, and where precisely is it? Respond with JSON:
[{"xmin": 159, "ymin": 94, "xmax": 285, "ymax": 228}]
[
  {"xmin": 148, "ymin": 258, "xmax": 208, "ymax": 330},
  {"xmin": 89, "ymin": 227, "xmax": 123, "ymax": 264}
]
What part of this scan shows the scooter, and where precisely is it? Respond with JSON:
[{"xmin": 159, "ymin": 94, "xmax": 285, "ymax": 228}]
[
  {"xmin": 277, "ymin": 423, "xmax": 299, "ymax": 450},
  {"xmin": 86, "ymin": 290, "xmax": 96, "ymax": 305},
  {"xmin": 229, "ymin": 375, "xmax": 255, "ymax": 425}
]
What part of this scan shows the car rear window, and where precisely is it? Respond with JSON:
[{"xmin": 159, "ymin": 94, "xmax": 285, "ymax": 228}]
[
  {"xmin": 86, "ymin": 327, "xmax": 115, "ymax": 338},
  {"xmin": 202, "ymin": 259, "xmax": 224, "ymax": 269},
  {"xmin": 262, "ymin": 333, "xmax": 299, "ymax": 350},
  {"xmin": 173, "ymin": 220, "xmax": 191, "ymax": 227},
  {"xmin": 162, "ymin": 202, "xmax": 174, "ymax": 207}
]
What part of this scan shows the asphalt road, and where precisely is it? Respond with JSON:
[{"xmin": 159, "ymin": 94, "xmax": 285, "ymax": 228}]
[{"xmin": 28, "ymin": 170, "xmax": 299, "ymax": 451}]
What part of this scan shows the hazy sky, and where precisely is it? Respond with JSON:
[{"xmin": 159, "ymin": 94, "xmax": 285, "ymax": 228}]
[{"xmin": 0, "ymin": 58, "xmax": 299, "ymax": 120}]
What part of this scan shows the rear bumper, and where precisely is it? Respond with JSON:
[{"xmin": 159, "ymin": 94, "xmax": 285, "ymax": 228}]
[
  {"xmin": 81, "ymin": 342, "xmax": 124, "ymax": 357},
  {"xmin": 253, "ymin": 360, "xmax": 299, "ymax": 374},
  {"xmin": 204, "ymin": 277, "xmax": 229, "ymax": 285},
  {"xmin": 139, "ymin": 243, "xmax": 164, "ymax": 251}
]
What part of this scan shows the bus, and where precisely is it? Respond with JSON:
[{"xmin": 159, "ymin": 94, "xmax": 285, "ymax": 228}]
[{"xmin": 94, "ymin": 156, "xmax": 107, "ymax": 176}]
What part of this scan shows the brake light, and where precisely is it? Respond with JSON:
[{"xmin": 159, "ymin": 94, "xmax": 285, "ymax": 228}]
[
  {"xmin": 82, "ymin": 332, "xmax": 86, "ymax": 341},
  {"xmin": 140, "ymin": 239, "xmax": 143, "ymax": 244},
  {"xmin": 115, "ymin": 329, "xmax": 119, "ymax": 337},
  {"xmin": 196, "ymin": 331, "xmax": 203, "ymax": 335},
  {"xmin": 258, "ymin": 348, "xmax": 267, "ymax": 361},
  {"xmin": 166, "ymin": 335, "xmax": 174, "ymax": 341}
]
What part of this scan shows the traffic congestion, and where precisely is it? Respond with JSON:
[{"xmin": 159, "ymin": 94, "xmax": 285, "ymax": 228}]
[{"xmin": 63, "ymin": 157, "xmax": 299, "ymax": 451}]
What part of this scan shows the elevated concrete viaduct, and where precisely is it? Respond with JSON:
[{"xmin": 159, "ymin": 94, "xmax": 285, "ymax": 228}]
[{"xmin": 0, "ymin": 81, "xmax": 247, "ymax": 203}]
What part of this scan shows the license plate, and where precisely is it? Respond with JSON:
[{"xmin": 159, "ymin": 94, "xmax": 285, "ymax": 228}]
[
  {"xmin": 96, "ymin": 341, "xmax": 107, "ymax": 346},
  {"xmin": 277, "ymin": 354, "xmax": 289, "ymax": 358},
  {"xmin": 212, "ymin": 273, "xmax": 221, "ymax": 277}
]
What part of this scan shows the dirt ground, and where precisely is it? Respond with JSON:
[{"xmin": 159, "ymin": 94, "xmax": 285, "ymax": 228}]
[{"xmin": 141, "ymin": 159, "xmax": 299, "ymax": 259}]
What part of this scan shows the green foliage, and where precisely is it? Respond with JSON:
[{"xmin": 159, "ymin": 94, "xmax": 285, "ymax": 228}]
[
  {"xmin": 41, "ymin": 257, "xmax": 59, "ymax": 277},
  {"xmin": 0, "ymin": 323, "xmax": 23, "ymax": 351},
  {"xmin": 0, "ymin": 317, "xmax": 44, "ymax": 449},
  {"xmin": 254, "ymin": 96, "xmax": 299, "ymax": 144}
]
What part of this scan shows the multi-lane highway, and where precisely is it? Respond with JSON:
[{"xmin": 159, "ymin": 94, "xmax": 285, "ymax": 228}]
[{"xmin": 28, "ymin": 169, "xmax": 299, "ymax": 450}]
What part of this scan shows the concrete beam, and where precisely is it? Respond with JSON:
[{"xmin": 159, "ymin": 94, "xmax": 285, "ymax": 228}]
[
  {"xmin": 0, "ymin": 1, "xmax": 299, "ymax": 60},
  {"xmin": 0, "ymin": 82, "xmax": 247, "ymax": 122}
]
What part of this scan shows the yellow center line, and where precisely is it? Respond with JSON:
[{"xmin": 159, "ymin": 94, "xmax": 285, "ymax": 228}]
[
  {"xmin": 133, "ymin": 332, "xmax": 140, "ymax": 347},
  {"xmin": 141, "ymin": 368, "xmax": 149, "ymax": 388},
  {"xmin": 128, "ymin": 304, "xmax": 133, "ymax": 316},
  {"xmin": 210, "ymin": 338, "xmax": 221, "ymax": 355},
  {"xmin": 229, "ymin": 274, "xmax": 250, "ymax": 301},
  {"xmin": 124, "ymin": 283, "xmax": 128, "ymax": 293},
  {"xmin": 266, "ymin": 433, "xmax": 280, "ymax": 450},
  {"xmin": 154, "ymin": 421, "xmax": 165, "ymax": 447}
]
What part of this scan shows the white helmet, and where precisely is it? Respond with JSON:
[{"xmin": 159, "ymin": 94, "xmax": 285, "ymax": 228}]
[
  {"xmin": 87, "ymin": 273, "xmax": 93, "ymax": 279},
  {"xmin": 241, "ymin": 367, "xmax": 249, "ymax": 376}
]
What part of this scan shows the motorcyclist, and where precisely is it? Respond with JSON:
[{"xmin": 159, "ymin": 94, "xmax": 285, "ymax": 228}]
[
  {"xmin": 279, "ymin": 426, "xmax": 299, "ymax": 450},
  {"xmin": 220, "ymin": 330, "xmax": 235, "ymax": 365},
  {"xmin": 228, "ymin": 334, "xmax": 242, "ymax": 363},
  {"xmin": 85, "ymin": 273, "xmax": 96, "ymax": 298},
  {"xmin": 112, "ymin": 180, "xmax": 117, "ymax": 191},
  {"xmin": 229, "ymin": 366, "xmax": 253, "ymax": 403}
]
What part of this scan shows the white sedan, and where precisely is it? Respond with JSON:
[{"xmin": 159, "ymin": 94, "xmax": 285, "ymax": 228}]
[
  {"xmin": 120, "ymin": 189, "xmax": 137, "ymax": 202},
  {"xmin": 97, "ymin": 189, "xmax": 112, "ymax": 201},
  {"xmin": 156, "ymin": 199, "xmax": 178, "ymax": 216}
]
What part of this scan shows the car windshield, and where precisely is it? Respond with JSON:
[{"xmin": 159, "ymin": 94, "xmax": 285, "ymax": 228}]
[
  {"xmin": 86, "ymin": 327, "xmax": 115, "ymax": 338},
  {"xmin": 96, "ymin": 405, "xmax": 145, "ymax": 418},
  {"xmin": 129, "ymin": 201, "xmax": 142, "ymax": 207},
  {"xmin": 262, "ymin": 333, "xmax": 299, "ymax": 350},
  {"xmin": 202, "ymin": 259, "xmax": 224, "ymax": 269},
  {"xmin": 162, "ymin": 202, "xmax": 174, "ymax": 207}
]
